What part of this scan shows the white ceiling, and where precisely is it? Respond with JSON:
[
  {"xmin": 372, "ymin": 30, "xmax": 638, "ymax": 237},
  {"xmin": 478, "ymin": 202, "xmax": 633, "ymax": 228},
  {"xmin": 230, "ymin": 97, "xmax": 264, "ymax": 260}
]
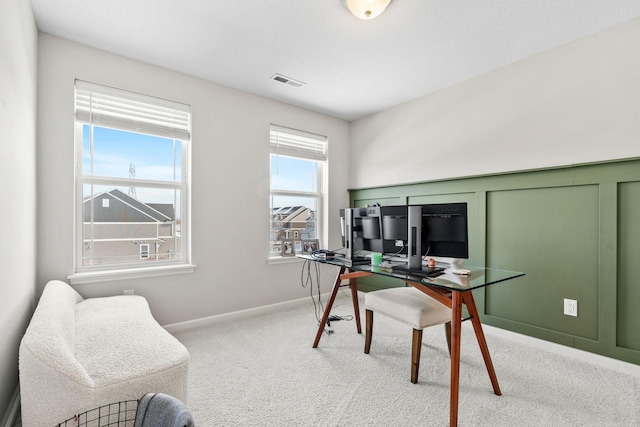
[{"xmin": 30, "ymin": 0, "xmax": 640, "ymax": 121}]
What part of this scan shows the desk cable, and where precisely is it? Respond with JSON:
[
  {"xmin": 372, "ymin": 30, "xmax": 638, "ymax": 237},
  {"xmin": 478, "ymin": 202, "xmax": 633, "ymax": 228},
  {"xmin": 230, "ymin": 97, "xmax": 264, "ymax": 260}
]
[
  {"xmin": 300, "ymin": 258, "xmax": 353, "ymax": 336},
  {"xmin": 301, "ymin": 259, "xmax": 325, "ymax": 327}
]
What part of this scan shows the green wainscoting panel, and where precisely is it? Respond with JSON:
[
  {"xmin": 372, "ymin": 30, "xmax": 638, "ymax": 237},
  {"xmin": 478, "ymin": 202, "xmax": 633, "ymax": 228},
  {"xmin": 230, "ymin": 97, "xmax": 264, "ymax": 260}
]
[
  {"xmin": 352, "ymin": 196, "xmax": 405, "ymax": 208},
  {"xmin": 618, "ymin": 181, "xmax": 640, "ymax": 352},
  {"xmin": 349, "ymin": 157, "xmax": 640, "ymax": 365},
  {"xmin": 485, "ymin": 185, "xmax": 599, "ymax": 340}
]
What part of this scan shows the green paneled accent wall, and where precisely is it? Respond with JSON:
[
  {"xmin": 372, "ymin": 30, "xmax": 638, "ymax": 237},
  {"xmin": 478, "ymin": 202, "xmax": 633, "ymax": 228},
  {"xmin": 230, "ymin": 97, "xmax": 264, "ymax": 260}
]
[
  {"xmin": 485, "ymin": 186, "xmax": 599, "ymax": 340},
  {"xmin": 618, "ymin": 182, "xmax": 640, "ymax": 352},
  {"xmin": 349, "ymin": 158, "xmax": 640, "ymax": 365}
]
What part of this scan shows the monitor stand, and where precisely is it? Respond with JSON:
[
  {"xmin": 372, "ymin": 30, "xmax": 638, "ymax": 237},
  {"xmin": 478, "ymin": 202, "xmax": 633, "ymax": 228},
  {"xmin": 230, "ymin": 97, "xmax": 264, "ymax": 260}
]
[{"xmin": 407, "ymin": 205, "xmax": 422, "ymax": 270}]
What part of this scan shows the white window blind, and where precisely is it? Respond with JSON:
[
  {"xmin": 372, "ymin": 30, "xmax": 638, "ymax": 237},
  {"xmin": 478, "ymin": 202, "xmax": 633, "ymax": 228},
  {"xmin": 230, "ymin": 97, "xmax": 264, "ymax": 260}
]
[
  {"xmin": 270, "ymin": 124, "xmax": 327, "ymax": 161},
  {"xmin": 75, "ymin": 80, "xmax": 191, "ymax": 140}
]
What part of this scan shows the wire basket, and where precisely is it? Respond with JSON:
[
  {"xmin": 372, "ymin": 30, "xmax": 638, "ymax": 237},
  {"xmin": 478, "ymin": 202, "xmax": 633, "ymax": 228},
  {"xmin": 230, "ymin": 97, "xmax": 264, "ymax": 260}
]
[{"xmin": 56, "ymin": 400, "xmax": 139, "ymax": 427}]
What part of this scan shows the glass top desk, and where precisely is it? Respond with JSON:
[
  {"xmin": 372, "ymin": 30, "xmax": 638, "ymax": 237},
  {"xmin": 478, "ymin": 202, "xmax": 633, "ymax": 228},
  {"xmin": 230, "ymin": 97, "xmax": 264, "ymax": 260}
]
[{"xmin": 299, "ymin": 254, "xmax": 524, "ymax": 427}]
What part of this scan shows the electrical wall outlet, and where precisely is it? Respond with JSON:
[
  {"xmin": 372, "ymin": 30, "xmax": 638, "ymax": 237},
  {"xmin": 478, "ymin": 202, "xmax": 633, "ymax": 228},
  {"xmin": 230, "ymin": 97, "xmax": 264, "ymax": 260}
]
[
  {"xmin": 564, "ymin": 298, "xmax": 578, "ymax": 317},
  {"xmin": 124, "ymin": 289, "xmax": 135, "ymax": 295}
]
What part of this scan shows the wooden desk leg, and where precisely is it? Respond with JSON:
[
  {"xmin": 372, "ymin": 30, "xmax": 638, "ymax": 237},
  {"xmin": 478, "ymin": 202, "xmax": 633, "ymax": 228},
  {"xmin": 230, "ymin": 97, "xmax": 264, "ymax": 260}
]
[
  {"xmin": 450, "ymin": 290, "xmax": 463, "ymax": 427},
  {"xmin": 312, "ymin": 266, "xmax": 346, "ymax": 348},
  {"xmin": 349, "ymin": 277, "xmax": 362, "ymax": 334},
  {"xmin": 462, "ymin": 291, "xmax": 501, "ymax": 395}
]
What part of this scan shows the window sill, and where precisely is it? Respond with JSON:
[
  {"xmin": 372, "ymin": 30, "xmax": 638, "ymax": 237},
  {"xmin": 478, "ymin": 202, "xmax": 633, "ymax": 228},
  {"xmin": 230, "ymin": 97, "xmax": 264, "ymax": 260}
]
[{"xmin": 68, "ymin": 264, "xmax": 197, "ymax": 285}]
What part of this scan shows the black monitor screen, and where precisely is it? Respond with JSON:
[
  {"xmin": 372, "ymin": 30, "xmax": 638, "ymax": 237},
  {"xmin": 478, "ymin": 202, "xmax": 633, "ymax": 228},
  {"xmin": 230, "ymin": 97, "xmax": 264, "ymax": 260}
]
[
  {"xmin": 422, "ymin": 203, "xmax": 468, "ymax": 259},
  {"xmin": 426, "ymin": 216, "xmax": 466, "ymax": 242}
]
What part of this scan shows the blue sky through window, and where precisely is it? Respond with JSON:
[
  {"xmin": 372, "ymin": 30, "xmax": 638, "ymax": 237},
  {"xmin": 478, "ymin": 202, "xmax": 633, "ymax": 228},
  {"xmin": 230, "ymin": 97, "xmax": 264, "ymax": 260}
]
[
  {"xmin": 270, "ymin": 155, "xmax": 318, "ymax": 210},
  {"xmin": 270, "ymin": 155, "xmax": 317, "ymax": 193},
  {"xmin": 82, "ymin": 125, "xmax": 182, "ymax": 205},
  {"xmin": 83, "ymin": 125, "xmax": 181, "ymax": 181}
]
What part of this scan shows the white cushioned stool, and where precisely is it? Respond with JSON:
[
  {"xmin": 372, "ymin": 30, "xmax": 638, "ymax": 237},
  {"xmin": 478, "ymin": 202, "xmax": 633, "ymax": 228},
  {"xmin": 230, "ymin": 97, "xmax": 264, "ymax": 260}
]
[{"xmin": 364, "ymin": 286, "xmax": 452, "ymax": 384}]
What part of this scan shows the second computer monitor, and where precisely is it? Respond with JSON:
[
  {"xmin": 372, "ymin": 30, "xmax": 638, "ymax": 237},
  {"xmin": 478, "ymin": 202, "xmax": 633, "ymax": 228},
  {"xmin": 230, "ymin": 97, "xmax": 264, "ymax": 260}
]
[
  {"xmin": 420, "ymin": 202, "xmax": 469, "ymax": 259},
  {"xmin": 379, "ymin": 202, "xmax": 468, "ymax": 261},
  {"xmin": 340, "ymin": 206, "xmax": 383, "ymax": 259},
  {"xmin": 380, "ymin": 205, "xmax": 409, "ymax": 255},
  {"xmin": 354, "ymin": 206, "xmax": 384, "ymax": 254}
]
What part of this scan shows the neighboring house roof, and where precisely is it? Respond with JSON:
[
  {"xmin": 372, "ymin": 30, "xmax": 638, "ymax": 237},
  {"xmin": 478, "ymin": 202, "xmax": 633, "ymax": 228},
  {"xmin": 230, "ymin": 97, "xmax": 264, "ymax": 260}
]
[
  {"xmin": 83, "ymin": 189, "xmax": 174, "ymax": 223},
  {"xmin": 272, "ymin": 206, "xmax": 304, "ymax": 217},
  {"xmin": 148, "ymin": 203, "xmax": 176, "ymax": 221},
  {"xmin": 272, "ymin": 206, "xmax": 313, "ymax": 224}
]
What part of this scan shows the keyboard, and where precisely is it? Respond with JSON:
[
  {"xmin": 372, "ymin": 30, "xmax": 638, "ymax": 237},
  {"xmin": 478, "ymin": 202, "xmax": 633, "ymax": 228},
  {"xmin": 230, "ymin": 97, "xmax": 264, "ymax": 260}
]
[{"xmin": 391, "ymin": 265, "xmax": 445, "ymax": 278}]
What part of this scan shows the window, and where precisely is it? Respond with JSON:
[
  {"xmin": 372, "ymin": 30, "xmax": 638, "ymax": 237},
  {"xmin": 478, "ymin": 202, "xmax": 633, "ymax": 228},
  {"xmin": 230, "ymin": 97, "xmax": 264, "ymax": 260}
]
[
  {"xmin": 140, "ymin": 244, "xmax": 150, "ymax": 260},
  {"xmin": 269, "ymin": 125, "xmax": 327, "ymax": 258},
  {"xmin": 71, "ymin": 80, "xmax": 192, "ymax": 283}
]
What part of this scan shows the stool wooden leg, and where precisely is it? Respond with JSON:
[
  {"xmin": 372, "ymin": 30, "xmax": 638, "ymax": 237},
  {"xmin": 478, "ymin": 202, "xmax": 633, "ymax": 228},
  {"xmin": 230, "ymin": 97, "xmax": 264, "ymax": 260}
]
[
  {"xmin": 411, "ymin": 328, "xmax": 423, "ymax": 384},
  {"xmin": 364, "ymin": 309, "xmax": 373, "ymax": 354}
]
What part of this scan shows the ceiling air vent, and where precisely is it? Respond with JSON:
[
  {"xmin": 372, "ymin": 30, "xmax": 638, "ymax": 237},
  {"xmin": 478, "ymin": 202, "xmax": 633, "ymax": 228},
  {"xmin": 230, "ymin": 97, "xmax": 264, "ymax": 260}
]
[{"xmin": 270, "ymin": 73, "xmax": 305, "ymax": 88}]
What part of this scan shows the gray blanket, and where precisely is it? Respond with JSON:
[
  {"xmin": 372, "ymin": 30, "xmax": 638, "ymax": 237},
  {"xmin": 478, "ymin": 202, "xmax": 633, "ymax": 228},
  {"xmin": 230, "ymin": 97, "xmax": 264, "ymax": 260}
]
[{"xmin": 134, "ymin": 393, "xmax": 195, "ymax": 427}]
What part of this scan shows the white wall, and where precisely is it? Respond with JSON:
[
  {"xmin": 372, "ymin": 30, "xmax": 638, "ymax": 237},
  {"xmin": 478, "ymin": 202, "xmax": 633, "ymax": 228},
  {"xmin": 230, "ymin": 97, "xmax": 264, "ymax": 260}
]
[
  {"xmin": 350, "ymin": 17, "xmax": 640, "ymax": 189},
  {"xmin": 37, "ymin": 34, "xmax": 350, "ymax": 325},
  {"xmin": 0, "ymin": 0, "xmax": 38, "ymax": 420}
]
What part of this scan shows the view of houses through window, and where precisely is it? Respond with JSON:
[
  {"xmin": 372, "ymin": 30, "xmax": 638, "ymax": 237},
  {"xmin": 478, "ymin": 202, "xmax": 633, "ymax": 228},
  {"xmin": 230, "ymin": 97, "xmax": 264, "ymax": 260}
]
[
  {"xmin": 81, "ymin": 183, "xmax": 181, "ymax": 266},
  {"xmin": 269, "ymin": 126, "xmax": 326, "ymax": 258}
]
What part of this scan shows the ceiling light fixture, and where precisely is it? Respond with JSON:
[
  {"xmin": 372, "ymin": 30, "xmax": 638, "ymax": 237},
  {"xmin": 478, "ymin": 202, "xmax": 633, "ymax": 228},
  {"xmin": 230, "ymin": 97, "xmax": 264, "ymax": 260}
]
[{"xmin": 345, "ymin": 0, "xmax": 391, "ymax": 20}]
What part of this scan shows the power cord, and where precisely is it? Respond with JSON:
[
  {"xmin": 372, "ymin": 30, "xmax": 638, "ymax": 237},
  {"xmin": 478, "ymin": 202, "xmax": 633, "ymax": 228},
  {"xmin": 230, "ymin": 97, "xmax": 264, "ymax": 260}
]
[
  {"xmin": 300, "ymin": 258, "xmax": 353, "ymax": 336},
  {"xmin": 301, "ymin": 259, "xmax": 324, "ymax": 324},
  {"xmin": 326, "ymin": 314, "xmax": 354, "ymax": 327}
]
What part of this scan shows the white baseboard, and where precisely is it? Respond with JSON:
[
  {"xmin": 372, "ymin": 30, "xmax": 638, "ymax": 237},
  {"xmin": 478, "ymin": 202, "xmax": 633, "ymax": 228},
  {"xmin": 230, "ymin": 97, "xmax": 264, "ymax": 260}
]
[
  {"xmin": 163, "ymin": 289, "xmax": 348, "ymax": 334},
  {"xmin": 1, "ymin": 387, "xmax": 20, "ymax": 427},
  {"xmin": 483, "ymin": 324, "xmax": 640, "ymax": 378}
]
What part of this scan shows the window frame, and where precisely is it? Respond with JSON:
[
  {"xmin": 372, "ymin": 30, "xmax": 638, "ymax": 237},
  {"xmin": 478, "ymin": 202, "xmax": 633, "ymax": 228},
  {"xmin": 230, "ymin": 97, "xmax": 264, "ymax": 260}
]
[
  {"xmin": 69, "ymin": 81, "xmax": 194, "ymax": 284},
  {"xmin": 269, "ymin": 125, "xmax": 327, "ymax": 261}
]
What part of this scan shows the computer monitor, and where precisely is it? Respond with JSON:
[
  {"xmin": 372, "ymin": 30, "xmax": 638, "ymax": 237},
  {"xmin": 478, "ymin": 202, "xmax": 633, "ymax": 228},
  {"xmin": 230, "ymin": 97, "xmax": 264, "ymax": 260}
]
[
  {"xmin": 341, "ymin": 202, "xmax": 468, "ymax": 267},
  {"xmin": 404, "ymin": 202, "xmax": 469, "ymax": 269},
  {"xmin": 359, "ymin": 205, "xmax": 383, "ymax": 253},
  {"xmin": 380, "ymin": 203, "xmax": 468, "ymax": 269},
  {"xmin": 340, "ymin": 207, "xmax": 383, "ymax": 259},
  {"xmin": 380, "ymin": 205, "xmax": 408, "ymax": 255},
  {"xmin": 339, "ymin": 208, "xmax": 355, "ymax": 259},
  {"xmin": 420, "ymin": 202, "xmax": 469, "ymax": 260},
  {"xmin": 339, "ymin": 208, "xmax": 347, "ymax": 249}
]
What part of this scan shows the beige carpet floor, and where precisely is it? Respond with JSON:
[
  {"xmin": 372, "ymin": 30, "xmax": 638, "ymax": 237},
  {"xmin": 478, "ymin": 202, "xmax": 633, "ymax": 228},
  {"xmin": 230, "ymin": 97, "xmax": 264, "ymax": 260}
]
[{"xmin": 172, "ymin": 294, "xmax": 640, "ymax": 426}]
